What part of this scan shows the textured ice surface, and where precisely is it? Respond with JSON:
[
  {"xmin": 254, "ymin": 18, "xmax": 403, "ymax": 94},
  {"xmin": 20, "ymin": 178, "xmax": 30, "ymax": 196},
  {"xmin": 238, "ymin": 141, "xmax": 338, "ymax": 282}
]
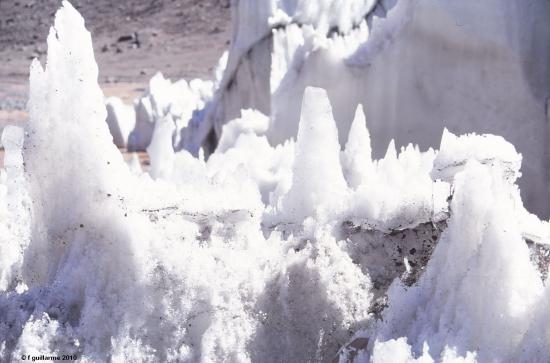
[
  {"xmin": 0, "ymin": 4, "xmax": 371, "ymax": 362},
  {"xmin": 354, "ymin": 161, "xmax": 544, "ymax": 362},
  {"xmin": 203, "ymin": 0, "xmax": 550, "ymax": 218},
  {"xmin": 1, "ymin": 1, "xmax": 550, "ymax": 363}
]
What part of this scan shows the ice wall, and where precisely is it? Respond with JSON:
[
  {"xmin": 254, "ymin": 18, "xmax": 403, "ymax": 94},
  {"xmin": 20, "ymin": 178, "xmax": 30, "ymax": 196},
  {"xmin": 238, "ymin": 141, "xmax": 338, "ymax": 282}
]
[
  {"xmin": 203, "ymin": 0, "xmax": 550, "ymax": 218},
  {"xmin": 197, "ymin": 0, "xmax": 378, "ymax": 154}
]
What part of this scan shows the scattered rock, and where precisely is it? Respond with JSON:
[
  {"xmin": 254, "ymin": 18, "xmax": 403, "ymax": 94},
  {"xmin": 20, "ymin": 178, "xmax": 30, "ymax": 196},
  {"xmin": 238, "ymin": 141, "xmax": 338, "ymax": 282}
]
[
  {"xmin": 117, "ymin": 34, "xmax": 134, "ymax": 43},
  {"xmin": 117, "ymin": 32, "xmax": 140, "ymax": 48}
]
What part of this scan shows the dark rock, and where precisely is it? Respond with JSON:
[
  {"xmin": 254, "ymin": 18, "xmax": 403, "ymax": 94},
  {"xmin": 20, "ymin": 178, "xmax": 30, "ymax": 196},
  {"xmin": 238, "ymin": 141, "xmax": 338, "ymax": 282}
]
[{"xmin": 117, "ymin": 34, "xmax": 134, "ymax": 43}]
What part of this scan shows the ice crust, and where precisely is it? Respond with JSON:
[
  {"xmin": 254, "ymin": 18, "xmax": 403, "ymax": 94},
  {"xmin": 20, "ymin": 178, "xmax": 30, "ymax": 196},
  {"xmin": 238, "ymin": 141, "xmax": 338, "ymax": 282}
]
[{"xmin": 1, "ymin": 1, "xmax": 550, "ymax": 363}]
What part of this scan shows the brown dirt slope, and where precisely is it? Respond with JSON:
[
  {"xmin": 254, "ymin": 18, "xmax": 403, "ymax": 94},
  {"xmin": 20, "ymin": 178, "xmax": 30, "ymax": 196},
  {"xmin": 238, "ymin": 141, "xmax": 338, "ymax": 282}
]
[
  {"xmin": 0, "ymin": 0, "xmax": 231, "ymax": 126},
  {"xmin": 0, "ymin": 0, "xmax": 231, "ymax": 81}
]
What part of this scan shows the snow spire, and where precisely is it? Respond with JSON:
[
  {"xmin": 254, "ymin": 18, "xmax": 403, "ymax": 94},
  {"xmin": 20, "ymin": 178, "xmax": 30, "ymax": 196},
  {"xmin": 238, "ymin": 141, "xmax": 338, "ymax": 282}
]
[
  {"xmin": 281, "ymin": 87, "xmax": 348, "ymax": 221},
  {"xmin": 23, "ymin": 0, "xmax": 130, "ymax": 286},
  {"xmin": 343, "ymin": 104, "xmax": 373, "ymax": 188},
  {"xmin": 372, "ymin": 160, "xmax": 543, "ymax": 361},
  {"xmin": 384, "ymin": 139, "xmax": 398, "ymax": 161}
]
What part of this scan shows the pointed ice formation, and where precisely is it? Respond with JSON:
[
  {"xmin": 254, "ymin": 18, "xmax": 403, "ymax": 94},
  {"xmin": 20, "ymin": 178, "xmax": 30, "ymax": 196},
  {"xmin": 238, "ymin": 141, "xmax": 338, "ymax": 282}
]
[
  {"xmin": 2, "ymin": 2, "xmax": 550, "ymax": 362},
  {"xmin": 105, "ymin": 97, "xmax": 136, "ymax": 148},
  {"xmin": 128, "ymin": 72, "xmax": 214, "ymax": 152},
  {"xmin": 24, "ymin": 0, "xmax": 131, "ymax": 287},
  {"xmin": 281, "ymin": 87, "xmax": 349, "ymax": 221},
  {"xmin": 369, "ymin": 160, "xmax": 543, "ymax": 361},
  {"xmin": 147, "ymin": 115, "xmax": 176, "ymax": 180},
  {"xmin": 383, "ymin": 139, "xmax": 398, "ymax": 161},
  {"xmin": 0, "ymin": 7, "xmax": 377, "ymax": 362},
  {"xmin": 343, "ymin": 104, "xmax": 373, "ymax": 188},
  {"xmin": 210, "ymin": 0, "xmax": 550, "ymax": 218}
]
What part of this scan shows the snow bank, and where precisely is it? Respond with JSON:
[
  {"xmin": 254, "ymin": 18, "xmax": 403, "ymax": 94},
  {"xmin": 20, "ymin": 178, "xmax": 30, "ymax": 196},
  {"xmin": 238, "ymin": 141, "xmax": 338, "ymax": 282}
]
[{"xmin": 1, "ymin": 1, "xmax": 550, "ymax": 363}]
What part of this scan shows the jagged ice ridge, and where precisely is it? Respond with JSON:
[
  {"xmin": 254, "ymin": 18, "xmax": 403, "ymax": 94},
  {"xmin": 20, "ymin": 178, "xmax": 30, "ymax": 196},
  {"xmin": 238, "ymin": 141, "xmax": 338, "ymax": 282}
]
[{"xmin": 0, "ymin": 1, "xmax": 549, "ymax": 363}]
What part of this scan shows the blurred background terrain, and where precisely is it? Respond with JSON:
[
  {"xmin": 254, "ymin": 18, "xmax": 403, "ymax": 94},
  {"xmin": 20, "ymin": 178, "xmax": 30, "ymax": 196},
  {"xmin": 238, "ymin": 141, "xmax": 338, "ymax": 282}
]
[{"xmin": 0, "ymin": 0, "xmax": 231, "ymax": 129}]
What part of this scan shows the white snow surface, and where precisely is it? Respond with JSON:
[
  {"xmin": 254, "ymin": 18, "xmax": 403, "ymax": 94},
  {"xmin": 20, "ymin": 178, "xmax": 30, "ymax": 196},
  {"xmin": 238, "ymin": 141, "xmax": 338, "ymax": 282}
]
[
  {"xmin": 105, "ymin": 97, "xmax": 136, "ymax": 148},
  {"xmin": 1, "ymin": 1, "xmax": 550, "ymax": 363},
  {"xmin": 203, "ymin": 0, "xmax": 550, "ymax": 218}
]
